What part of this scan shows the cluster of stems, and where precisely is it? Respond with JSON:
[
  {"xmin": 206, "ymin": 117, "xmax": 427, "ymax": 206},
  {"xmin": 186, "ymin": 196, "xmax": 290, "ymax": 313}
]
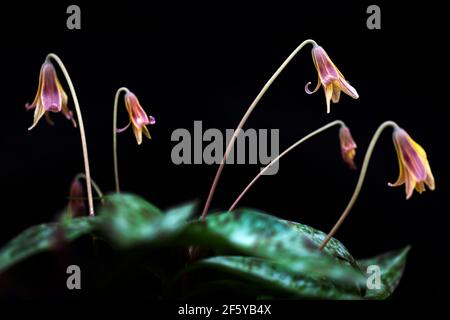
[
  {"xmin": 43, "ymin": 43, "xmax": 403, "ymax": 251},
  {"xmin": 199, "ymin": 39, "xmax": 400, "ymax": 250}
]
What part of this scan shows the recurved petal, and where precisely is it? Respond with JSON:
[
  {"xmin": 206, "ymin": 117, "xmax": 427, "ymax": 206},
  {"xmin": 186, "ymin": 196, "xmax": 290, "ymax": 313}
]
[
  {"xmin": 25, "ymin": 102, "xmax": 36, "ymax": 111},
  {"xmin": 117, "ymin": 121, "xmax": 131, "ymax": 133},
  {"xmin": 305, "ymin": 80, "xmax": 321, "ymax": 94}
]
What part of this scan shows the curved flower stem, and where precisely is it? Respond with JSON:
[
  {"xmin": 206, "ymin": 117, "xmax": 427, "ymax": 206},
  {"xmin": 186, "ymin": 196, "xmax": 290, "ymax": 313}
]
[
  {"xmin": 319, "ymin": 120, "xmax": 399, "ymax": 250},
  {"xmin": 74, "ymin": 173, "xmax": 105, "ymax": 203},
  {"xmin": 201, "ymin": 39, "xmax": 318, "ymax": 218},
  {"xmin": 229, "ymin": 120, "xmax": 345, "ymax": 211},
  {"xmin": 112, "ymin": 87, "xmax": 130, "ymax": 193},
  {"xmin": 46, "ymin": 53, "xmax": 95, "ymax": 216}
]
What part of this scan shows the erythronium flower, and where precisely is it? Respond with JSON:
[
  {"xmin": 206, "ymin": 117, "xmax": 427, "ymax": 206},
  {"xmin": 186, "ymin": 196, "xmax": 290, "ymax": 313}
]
[
  {"xmin": 305, "ymin": 45, "xmax": 359, "ymax": 113},
  {"xmin": 67, "ymin": 173, "xmax": 104, "ymax": 217},
  {"xmin": 117, "ymin": 92, "xmax": 155, "ymax": 145},
  {"xmin": 26, "ymin": 61, "xmax": 76, "ymax": 130},
  {"xmin": 319, "ymin": 121, "xmax": 436, "ymax": 250},
  {"xmin": 339, "ymin": 125, "xmax": 357, "ymax": 170},
  {"xmin": 388, "ymin": 127, "xmax": 435, "ymax": 199},
  {"xmin": 68, "ymin": 178, "xmax": 86, "ymax": 218},
  {"xmin": 26, "ymin": 54, "xmax": 95, "ymax": 215},
  {"xmin": 113, "ymin": 88, "xmax": 156, "ymax": 193}
]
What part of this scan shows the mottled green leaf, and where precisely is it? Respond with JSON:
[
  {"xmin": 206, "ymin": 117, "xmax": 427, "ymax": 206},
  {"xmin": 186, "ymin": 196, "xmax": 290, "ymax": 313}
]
[
  {"xmin": 99, "ymin": 193, "xmax": 195, "ymax": 248},
  {"xmin": 0, "ymin": 192, "xmax": 407, "ymax": 302},
  {"xmin": 192, "ymin": 256, "xmax": 361, "ymax": 299},
  {"xmin": 358, "ymin": 246, "xmax": 411, "ymax": 299},
  {"xmin": 286, "ymin": 220, "xmax": 358, "ymax": 268},
  {"xmin": 99, "ymin": 193, "xmax": 163, "ymax": 220},
  {"xmin": 182, "ymin": 209, "xmax": 365, "ymax": 286},
  {"xmin": 0, "ymin": 217, "xmax": 97, "ymax": 273}
]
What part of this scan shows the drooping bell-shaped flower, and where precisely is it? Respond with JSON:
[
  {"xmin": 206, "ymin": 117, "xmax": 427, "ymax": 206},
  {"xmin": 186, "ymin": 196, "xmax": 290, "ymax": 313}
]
[
  {"xmin": 388, "ymin": 127, "xmax": 435, "ymax": 199},
  {"xmin": 68, "ymin": 178, "xmax": 86, "ymax": 218},
  {"xmin": 305, "ymin": 45, "xmax": 359, "ymax": 113},
  {"xmin": 339, "ymin": 125, "xmax": 357, "ymax": 170},
  {"xmin": 117, "ymin": 92, "xmax": 155, "ymax": 145},
  {"xmin": 26, "ymin": 61, "xmax": 76, "ymax": 130}
]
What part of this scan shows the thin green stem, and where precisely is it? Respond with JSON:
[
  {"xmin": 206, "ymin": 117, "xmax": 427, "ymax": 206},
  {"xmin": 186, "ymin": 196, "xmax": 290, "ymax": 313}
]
[
  {"xmin": 74, "ymin": 173, "xmax": 105, "ymax": 203},
  {"xmin": 229, "ymin": 120, "xmax": 345, "ymax": 211},
  {"xmin": 319, "ymin": 121, "xmax": 399, "ymax": 250},
  {"xmin": 113, "ymin": 87, "xmax": 130, "ymax": 193},
  {"xmin": 201, "ymin": 39, "xmax": 318, "ymax": 218},
  {"xmin": 46, "ymin": 53, "xmax": 95, "ymax": 216}
]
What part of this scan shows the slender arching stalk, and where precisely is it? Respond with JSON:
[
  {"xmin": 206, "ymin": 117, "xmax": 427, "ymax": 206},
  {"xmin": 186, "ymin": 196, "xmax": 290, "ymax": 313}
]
[
  {"xmin": 201, "ymin": 39, "xmax": 318, "ymax": 218},
  {"xmin": 74, "ymin": 173, "xmax": 105, "ymax": 203},
  {"xmin": 229, "ymin": 120, "xmax": 345, "ymax": 211},
  {"xmin": 46, "ymin": 53, "xmax": 95, "ymax": 216},
  {"xmin": 112, "ymin": 87, "xmax": 130, "ymax": 193},
  {"xmin": 319, "ymin": 121, "xmax": 399, "ymax": 250}
]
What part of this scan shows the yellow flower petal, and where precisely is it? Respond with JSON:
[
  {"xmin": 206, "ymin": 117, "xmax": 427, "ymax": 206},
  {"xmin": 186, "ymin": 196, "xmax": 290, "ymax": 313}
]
[
  {"xmin": 324, "ymin": 84, "xmax": 333, "ymax": 114},
  {"xmin": 133, "ymin": 125, "xmax": 143, "ymax": 145},
  {"xmin": 28, "ymin": 103, "xmax": 46, "ymax": 130}
]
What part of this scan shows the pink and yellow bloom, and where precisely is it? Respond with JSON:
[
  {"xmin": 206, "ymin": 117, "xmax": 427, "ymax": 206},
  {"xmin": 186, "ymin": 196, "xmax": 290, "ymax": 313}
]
[
  {"xmin": 388, "ymin": 128, "xmax": 435, "ymax": 199},
  {"xmin": 339, "ymin": 125, "xmax": 357, "ymax": 170},
  {"xmin": 305, "ymin": 45, "xmax": 359, "ymax": 113},
  {"xmin": 117, "ymin": 91, "xmax": 155, "ymax": 145},
  {"xmin": 26, "ymin": 61, "xmax": 76, "ymax": 130}
]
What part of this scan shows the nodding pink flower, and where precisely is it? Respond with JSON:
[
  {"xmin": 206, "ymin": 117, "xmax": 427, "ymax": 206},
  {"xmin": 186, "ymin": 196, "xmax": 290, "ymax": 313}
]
[
  {"xmin": 26, "ymin": 61, "xmax": 76, "ymax": 130},
  {"xmin": 117, "ymin": 92, "xmax": 155, "ymax": 145},
  {"xmin": 339, "ymin": 125, "xmax": 357, "ymax": 170},
  {"xmin": 388, "ymin": 128, "xmax": 435, "ymax": 199},
  {"xmin": 305, "ymin": 45, "xmax": 359, "ymax": 113},
  {"xmin": 68, "ymin": 178, "xmax": 86, "ymax": 218}
]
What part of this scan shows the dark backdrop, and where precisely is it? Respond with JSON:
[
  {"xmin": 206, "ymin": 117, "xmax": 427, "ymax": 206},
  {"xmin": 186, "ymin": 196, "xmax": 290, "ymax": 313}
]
[{"xmin": 0, "ymin": 0, "xmax": 448, "ymax": 299}]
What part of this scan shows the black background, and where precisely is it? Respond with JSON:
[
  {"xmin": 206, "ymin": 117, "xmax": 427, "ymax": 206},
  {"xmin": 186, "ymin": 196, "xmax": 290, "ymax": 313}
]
[{"xmin": 0, "ymin": 0, "xmax": 448, "ymax": 300}]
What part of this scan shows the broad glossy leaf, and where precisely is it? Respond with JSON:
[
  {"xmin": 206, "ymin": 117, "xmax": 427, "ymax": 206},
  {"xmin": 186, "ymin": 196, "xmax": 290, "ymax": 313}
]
[
  {"xmin": 0, "ymin": 216, "xmax": 97, "ymax": 273},
  {"xmin": 286, "ymin": 220, "xmax": 358, "ymax": 268},
  {"xmin": 182, "ymin": 209, "xmax": 365, "ymax": 286},
  {"xmin": 99, "ymin": 193, "xmax": 195, "ymax": 248},
  {"xmin": 192, "ymin": 256, "xmax": 361, "ymax": 299},
  {"xmin": 357, "ymin": 246, "xmax": 411, "ymax": 299}
]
